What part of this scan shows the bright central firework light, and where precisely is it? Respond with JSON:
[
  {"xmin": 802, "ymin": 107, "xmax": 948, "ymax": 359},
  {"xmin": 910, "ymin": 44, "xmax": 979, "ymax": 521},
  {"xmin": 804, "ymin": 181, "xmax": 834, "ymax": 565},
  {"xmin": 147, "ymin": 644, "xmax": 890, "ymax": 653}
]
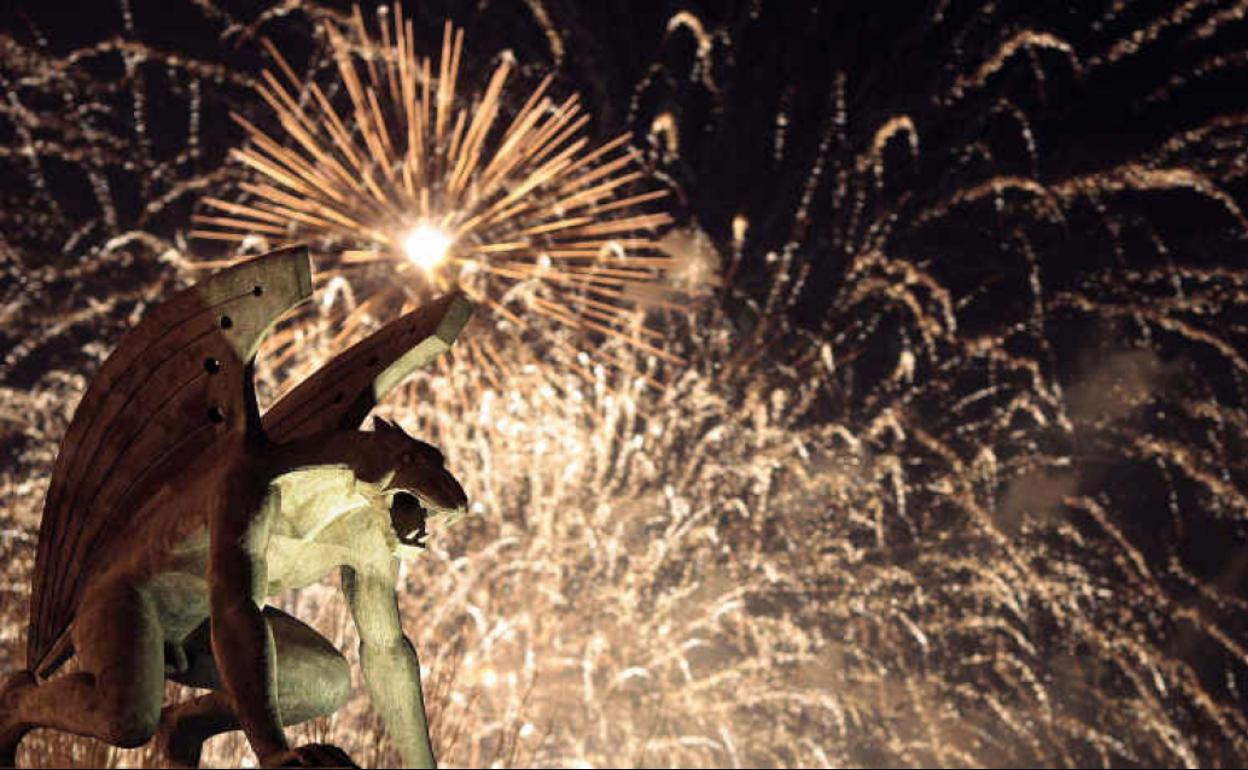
[
  {"xmin": 401, "ymin": 223, "xmax": 453, "ymax": 273},
  {"xmin": 191, "ymin": 5, "xmax": 683, "ymax": 371}
]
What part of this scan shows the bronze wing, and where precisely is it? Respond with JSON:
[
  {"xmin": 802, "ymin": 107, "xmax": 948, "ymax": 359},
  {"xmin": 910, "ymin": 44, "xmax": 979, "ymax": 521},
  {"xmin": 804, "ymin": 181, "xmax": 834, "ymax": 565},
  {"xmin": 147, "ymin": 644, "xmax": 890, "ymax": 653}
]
[
  {"xmin": 262, "ymin": 291, "xmax": 473, "ymax": 443},
  {"xmin": 28, "ymin": 246, "xmax": 313, "ymax": 677}
]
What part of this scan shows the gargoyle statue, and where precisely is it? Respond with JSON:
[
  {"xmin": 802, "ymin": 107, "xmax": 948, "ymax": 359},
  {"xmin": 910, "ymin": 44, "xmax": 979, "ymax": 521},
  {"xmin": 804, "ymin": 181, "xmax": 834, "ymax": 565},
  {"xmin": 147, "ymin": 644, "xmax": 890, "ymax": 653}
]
[{"xmin": 0, "ymin": 246, "xmax": 473, "ymax": 768}]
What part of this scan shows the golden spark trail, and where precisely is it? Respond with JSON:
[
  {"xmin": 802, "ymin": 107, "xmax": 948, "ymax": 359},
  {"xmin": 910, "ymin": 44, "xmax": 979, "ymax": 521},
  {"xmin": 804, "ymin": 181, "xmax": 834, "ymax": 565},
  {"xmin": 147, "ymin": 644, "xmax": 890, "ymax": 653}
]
[{"xmin": 192, "ymin": 7, "xmax": 680, "ymax": 368}]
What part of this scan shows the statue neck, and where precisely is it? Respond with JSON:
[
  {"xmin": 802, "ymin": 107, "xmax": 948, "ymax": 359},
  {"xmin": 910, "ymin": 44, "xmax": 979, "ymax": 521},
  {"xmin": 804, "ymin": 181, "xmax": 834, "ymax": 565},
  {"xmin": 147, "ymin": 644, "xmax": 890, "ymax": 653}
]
[{"xmin": 269, "ymin": 431, "xmax": 393, "ymax": 485}]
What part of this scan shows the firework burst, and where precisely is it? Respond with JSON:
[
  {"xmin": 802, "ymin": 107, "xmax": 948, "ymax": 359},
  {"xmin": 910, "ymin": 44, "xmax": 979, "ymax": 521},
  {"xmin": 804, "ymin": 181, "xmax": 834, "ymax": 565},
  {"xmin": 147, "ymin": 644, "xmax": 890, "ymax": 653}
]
[{"xmin": 191, "ymin": 5, "xmax": 683, "ymax": 374}]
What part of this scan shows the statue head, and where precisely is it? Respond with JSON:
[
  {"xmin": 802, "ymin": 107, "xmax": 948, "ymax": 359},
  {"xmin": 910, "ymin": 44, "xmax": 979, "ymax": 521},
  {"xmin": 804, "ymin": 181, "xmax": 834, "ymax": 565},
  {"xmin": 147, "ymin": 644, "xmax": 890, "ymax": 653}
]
[{"xmin": 372, "ymin": 417, "xmax": 467, "ymax": 548}]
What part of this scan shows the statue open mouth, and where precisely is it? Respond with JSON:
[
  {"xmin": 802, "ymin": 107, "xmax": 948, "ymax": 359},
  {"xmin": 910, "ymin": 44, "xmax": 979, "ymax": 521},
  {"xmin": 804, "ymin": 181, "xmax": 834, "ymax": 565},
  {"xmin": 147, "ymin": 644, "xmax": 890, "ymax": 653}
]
[{"xmin": 391, "ymin": 491, "xmax": 429, "ymax": 549}]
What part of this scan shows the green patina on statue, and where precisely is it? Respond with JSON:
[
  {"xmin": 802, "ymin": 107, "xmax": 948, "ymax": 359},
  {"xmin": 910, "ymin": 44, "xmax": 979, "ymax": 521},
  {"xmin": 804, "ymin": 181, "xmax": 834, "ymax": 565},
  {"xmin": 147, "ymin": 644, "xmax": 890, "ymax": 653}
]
[{"xmin": 0, "ymin": 246, "xmax": 473, "ymax": 768}]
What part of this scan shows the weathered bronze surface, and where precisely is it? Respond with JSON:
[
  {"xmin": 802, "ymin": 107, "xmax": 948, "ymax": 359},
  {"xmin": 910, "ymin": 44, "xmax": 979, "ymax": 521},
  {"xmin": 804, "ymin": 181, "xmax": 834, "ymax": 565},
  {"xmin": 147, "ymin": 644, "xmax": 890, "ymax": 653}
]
[{"xmin": 1, "ymin": 247, "xmax": 472, "ymax": 768}]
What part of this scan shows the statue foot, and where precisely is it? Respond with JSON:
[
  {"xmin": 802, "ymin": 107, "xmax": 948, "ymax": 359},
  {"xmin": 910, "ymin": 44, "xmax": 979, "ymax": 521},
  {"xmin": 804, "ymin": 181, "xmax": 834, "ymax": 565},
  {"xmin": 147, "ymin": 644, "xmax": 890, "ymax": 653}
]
[{"xmin": 0, "ymin": 670, "xmax": 35, "ymax": 768}]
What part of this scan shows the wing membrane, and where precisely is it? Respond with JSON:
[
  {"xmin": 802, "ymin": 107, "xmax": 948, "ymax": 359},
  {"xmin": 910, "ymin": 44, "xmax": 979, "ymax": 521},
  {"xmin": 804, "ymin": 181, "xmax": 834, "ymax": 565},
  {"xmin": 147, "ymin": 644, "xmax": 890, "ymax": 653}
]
[
  {"xmin": 263, "ymin": 291, "xmax": 473, "ymax": 442},
  {"xmin": 28, "ymin": 246, "xmax": 312, "ymax": 675}
]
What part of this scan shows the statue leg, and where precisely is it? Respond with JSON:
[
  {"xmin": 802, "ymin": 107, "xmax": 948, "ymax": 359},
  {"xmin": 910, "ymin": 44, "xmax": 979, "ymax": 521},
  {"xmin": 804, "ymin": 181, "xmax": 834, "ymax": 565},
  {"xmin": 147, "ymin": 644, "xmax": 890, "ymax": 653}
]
[
  {"xmin": 157, "ymin": 606, "xmax": 351, "ymax": 768},
  {"xmin": 0, "ymin": 579, "xmax": 165, "ymax": 764}
]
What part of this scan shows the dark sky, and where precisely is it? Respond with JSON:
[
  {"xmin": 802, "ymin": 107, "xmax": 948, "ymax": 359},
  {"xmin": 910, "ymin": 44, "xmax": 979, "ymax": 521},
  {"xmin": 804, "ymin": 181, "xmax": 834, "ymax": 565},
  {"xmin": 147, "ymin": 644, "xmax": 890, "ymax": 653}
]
[{"xmin": 5, "ymin": 0, "xmax": 1248, "ymax": 299}]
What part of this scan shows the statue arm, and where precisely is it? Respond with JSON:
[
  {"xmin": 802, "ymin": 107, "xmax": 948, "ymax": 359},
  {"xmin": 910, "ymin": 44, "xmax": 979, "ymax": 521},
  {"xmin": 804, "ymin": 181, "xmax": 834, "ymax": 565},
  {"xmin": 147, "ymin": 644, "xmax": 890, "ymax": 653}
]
[
  {"xmin": 342, "ymin": 562, "xmax": 436, "ymax": 769},
  {"xmin": 210, "ymin": 481, "xmax": 288, "ymax": 765}
]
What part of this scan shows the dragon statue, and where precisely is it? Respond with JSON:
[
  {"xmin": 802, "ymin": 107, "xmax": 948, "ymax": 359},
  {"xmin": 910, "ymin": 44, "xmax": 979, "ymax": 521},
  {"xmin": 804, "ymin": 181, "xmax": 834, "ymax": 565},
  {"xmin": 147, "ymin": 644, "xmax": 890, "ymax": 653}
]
[{"xmin": 0, "ymin": 246, "xmax": 473, "ymax": 768}]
